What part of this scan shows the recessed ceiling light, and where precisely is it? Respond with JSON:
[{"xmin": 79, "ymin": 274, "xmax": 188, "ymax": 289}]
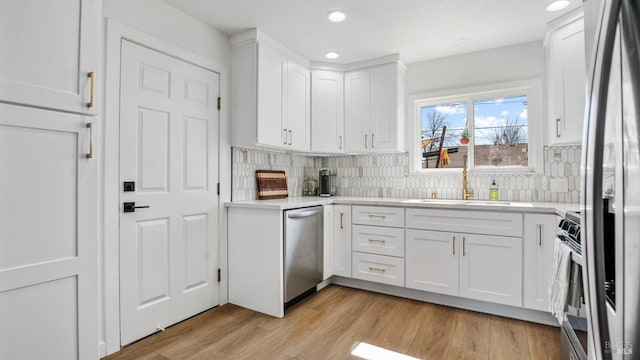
[
  {"xmin": 546, "ymin": 0, "xmax": 570, "ymax": 12},
  {"xmin": 325, "ymin": 51, "xmax": 340, "ymax": 59},
  {"xmin": 327, "ymin": 10, "xmax": 346, "ymax": 22}
]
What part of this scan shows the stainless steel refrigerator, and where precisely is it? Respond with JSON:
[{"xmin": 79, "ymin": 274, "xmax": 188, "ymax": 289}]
[{"xmin": 582, "ymin": 0, "xmax": 640, "ymax": 358}]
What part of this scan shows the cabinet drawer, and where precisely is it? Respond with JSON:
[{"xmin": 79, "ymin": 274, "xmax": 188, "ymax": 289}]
[
  {"xmin": 352, "ymin": 225, "xmax": 404, "ymax": 257},
  {"xmin": 352, "ymin": 252, "xmax": 404, "ymax": 287},
  {"xmin": 406, "ymin": 208, "xmax": 522, "ymax": 237},
  {"xmin": 352, "ymin": 206, "xmax": 404, "ymax": 227}
]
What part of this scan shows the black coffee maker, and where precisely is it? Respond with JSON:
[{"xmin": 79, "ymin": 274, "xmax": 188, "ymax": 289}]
[{"xmin": 319, "ymin": 170, "xmax": 331, "ymax": 197}]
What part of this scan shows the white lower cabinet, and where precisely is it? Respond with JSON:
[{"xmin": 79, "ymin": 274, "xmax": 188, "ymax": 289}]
[
  {"xmin": 352, "ymin": 225, "xmax": 404, "ymax": 257},
  {"xmin": 324, "ymin": 205, "xmax": 352, "ymax": 279},
  {"xmin": 406, "ymin": 229, "xmax": 523, "ymax": 306},
  {"xmin": 352, "ymin": 252, "xmax": 404, "ymax": 287},
  {"xmin": 459, "ymin": 233, "xmax": 523, "ymax": 307},
  {"xmin": 405, "ymin": 229, "xmax": 459, "ymax": 296},
  {"xmin": 523, "ymin": 214, "xmax": 558, "ymax": 311},
  {"xmin": 405, "ymin": 208, "xmax": 523, "ymax": 307}
]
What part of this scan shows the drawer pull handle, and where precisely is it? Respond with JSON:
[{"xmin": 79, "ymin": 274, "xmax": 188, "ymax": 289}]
[
  {"xmin": 369, "ymin": 238, "xmax": 386, "ymax": 243},
  {"xmin": 537, "ymin": 224, "xmax": 543, "ymax": 246},
  {"xmin": 87, "ymin": 71, "xmax": 95, "ymax": 108},
  {"xmin": 368, "ymin": 214, "xmax": 386, "ymax": 219},
  {"xmin": 368, "ymin": 267, "xmax": 386, "ymax": 273},
  {"xmin": 453, "ymin": 236, "xmax": 456, "ymax": 255},
  {"xmin": 86, "ymin": 123, "xmax": 94, "ymax": 159},
  {"xmin": 463, "ymin": 236, "xmax": 466, "ymax": 256}
]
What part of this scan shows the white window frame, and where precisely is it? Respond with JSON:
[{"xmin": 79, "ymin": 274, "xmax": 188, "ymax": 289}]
[{"xmin": 408, "ymin": 79, "xmax": 544, "ymax": 174}]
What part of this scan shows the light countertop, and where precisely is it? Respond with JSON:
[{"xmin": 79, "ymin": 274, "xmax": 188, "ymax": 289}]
[{"xmin": 226, "ymin": 196, "xmax": 579, "ymax": 217}]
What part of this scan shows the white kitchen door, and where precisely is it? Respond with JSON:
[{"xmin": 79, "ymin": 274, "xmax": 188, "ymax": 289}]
[
  {"xmin": 118, "ymin": 40, "xmax": 220, "ymax": 345},
  {"xmin": 0, "ymin": 103, "xmax": 97, "ymax": 359}
]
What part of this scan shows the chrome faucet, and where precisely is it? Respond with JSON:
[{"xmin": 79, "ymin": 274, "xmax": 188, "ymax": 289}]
[{"xmin": 462, "ymin": 155, "xmax": 474, "ymax": 200}]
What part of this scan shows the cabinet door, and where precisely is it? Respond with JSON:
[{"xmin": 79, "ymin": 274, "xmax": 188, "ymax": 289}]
[
  {"xmin": 286, "ymin": 61, "xmax": 310, "ymax": 151},
  {"xmin": 547, "ymin": 17, "xmax": 585, "ymax": 145},
  {"xmin": 523, "ymin": 214, "xmax": 557, "ymax": 311},
  {"xmin": 0, "ymin": 0, "xmax": 99, "ymax": 114},
  {"xmin": 369, "ymin": 64, "xmax": 399, "ymax": 151},
  {"xmin": 344, "ymin": 70, "xmax": 370, "ymax": 152},
  {"xmin": 323, "ymin": 205, "xmax": 334, "ymax": 280},
  {"xmin": 406, "ymin": 230, "xmax": 459, "ymax": 296},
  {"xmin": 0, "ymin": 103, "xmax": 97, "ymax": 359},
  {"xmin": 459, "ymin": 234, "xmax": 523, "ymax": 307},
  {"xmin": 311, "ymin": 70, "xmax": 344, "ymax": 153},
  {"xmin": 257, "ymin": 44, "xmax": 287, "ymax": 147},
  {"xmin": 333, "ymin": 205, "xmax": 352, "ymax": 277}
]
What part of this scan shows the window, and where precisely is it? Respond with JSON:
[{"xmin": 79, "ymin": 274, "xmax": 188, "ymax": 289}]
[{"xmin": 411, "ymin": 80, "xmax": 542, "ymax": 173}]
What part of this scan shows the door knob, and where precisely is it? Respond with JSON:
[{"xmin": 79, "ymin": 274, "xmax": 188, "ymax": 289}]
[{"xmin": 123, "ymin": 202, "xmax": 150, "ymax": 213}]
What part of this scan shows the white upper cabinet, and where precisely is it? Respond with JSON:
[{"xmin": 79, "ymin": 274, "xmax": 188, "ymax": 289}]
[
  {"xmin": 545, "ymin": 9, "xmax": 586, "ymax": 145},
  {"xmin": 257, "ymin": 44, "xmax": 287, "ymax": 148},
  {"xmin": 344, "ymin": 70, "xmax": 370, "ymax": 152},
  {"xmin": 370, "ymin": 65, "xmax": 403, "ymax": 151},
  {"xmin": 344, "ymin": 63, "xmax": 405, "ymax": 153},
  {"xmin": 286, "ymin": 61, "xmax": 311, "ymax": 151},
  {"xmin": 231, "ymin": 30, "xmax": 310, "ymax": 151},
  {"xmin": 311, "ymin": 70, "xmax": 344, "ymax": 153},
  {"xmin": 0, "ymin": 0, "xmax": 100, "ymax": 114}
]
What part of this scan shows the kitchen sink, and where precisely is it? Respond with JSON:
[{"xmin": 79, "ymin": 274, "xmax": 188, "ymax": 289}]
[{"xmin": 402, "ymin": 199, "xmax": 533, "ymax": 207}]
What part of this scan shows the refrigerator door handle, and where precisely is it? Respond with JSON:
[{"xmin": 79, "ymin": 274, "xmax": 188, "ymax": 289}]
[{"xmin": 583, "ymin": 0, "xmax": 620, "ymax": 358}]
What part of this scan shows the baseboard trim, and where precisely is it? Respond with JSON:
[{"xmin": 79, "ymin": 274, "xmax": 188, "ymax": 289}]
[{"xmin": 330, "ymin": 276, "xmax": 560, "ymax": 327}]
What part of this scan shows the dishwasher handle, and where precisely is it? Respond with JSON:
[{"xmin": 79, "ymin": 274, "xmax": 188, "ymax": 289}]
[{"xmin": 287, "ymin": 209, "xmax": 322, "ymax": 219}]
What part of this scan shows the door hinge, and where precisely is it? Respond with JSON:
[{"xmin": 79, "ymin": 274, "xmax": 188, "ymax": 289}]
[
  {"xmin": 217, "ymin": 96, "xmax": 221, "ymax": 110},
  {"xmin": 217, "ymin": 182, "xmax": 220, "ymax": 195},
  {"xmin": 217, "ymin": 268, "xmax": 221, "ymax": 282}
]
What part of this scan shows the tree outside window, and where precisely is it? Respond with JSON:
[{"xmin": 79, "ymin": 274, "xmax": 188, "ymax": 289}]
[{"xmin": 419, "ymin": 95, "xmax": 529, "ymax": 169}]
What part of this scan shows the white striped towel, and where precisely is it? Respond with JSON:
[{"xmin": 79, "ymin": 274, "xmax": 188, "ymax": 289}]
[{"xmin": 548, "ymin": 237, "xmax": 572, "ymax": 324}]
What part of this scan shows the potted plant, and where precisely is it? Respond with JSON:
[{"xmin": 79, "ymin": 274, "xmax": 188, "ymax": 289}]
[{"xmin": 460, "ymin": 128, "xmax": 470, "ymax": 144}]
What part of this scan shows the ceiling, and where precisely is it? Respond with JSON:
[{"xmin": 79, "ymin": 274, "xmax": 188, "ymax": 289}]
[{"xmin": 162, "ymin": 0, "xmax": 582, "ymax": 65}]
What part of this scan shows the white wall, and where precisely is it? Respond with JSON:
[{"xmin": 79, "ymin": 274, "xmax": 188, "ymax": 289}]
[
  {"xmin": 100, "ymin": 1, "xmax": 231, "ymax": 356},
  {"xmin": 406, "ymin": 41, "xmax": 545, "ymax": 94},
  {"xmin": 103, "ymin": 0, "xmax": 230, "ymax": 66}
]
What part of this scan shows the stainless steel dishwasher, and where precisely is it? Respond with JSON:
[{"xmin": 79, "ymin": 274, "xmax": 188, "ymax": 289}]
[{"xmin": 284, "ymin": 206, "xmax": 323, "ymax": 304}]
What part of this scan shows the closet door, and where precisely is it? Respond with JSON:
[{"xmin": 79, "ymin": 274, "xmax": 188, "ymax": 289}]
[
  {"xmin": 0, "ymin": 103, "xmax": 97, "ymax": 360},
  {"xmin": 0, "ymin": 0, "xmax": 100, "ymax": 114}
]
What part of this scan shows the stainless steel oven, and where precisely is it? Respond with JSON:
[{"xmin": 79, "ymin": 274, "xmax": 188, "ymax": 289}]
[{"xmin": 558, "ymin": 211, "xmax": 588, "ymax": 360}]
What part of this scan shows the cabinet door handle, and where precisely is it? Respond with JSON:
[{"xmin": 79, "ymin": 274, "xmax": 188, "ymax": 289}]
[
  {"xmin": 86, "ymin": 123, "xmax": 94, "ymax": 159},
  {"xmin": 371, "ymin": 133, "xmax": 374, "ymax": 148},
  {"xmin": 538, "ymin": 224, "xmax": 543, "ymax": 246},
  {"xmin": 340, "ymin": 212, "xmax": 344, "ymax": 229},
  {"xmin": 339, "ymin": 135, "xmax": 343, "ymax": 150},
  {"xmin": 364, "ymin": 134, "xmax": 368, "ymax": 149},
  {"xmin": 556, "ymin": 118, "xmax": 561, "ymax": 137},
  {"xmin": 87, "ymin": 72, "xmax": 95, "ymax": 108},
  {"xmin": 462, "ymin": 236, "xmax": 466, "ymax": 256},
  {"xmin": 453, "ymin": 236, "xmax": 456, "ymax": 255},
  {"xmin": 288, "ymin": 130, "xmax": 292, "ymax": 145},
  {"xmin": 283, "ymin": 129, "xmax": 288, "ymax": 144}
]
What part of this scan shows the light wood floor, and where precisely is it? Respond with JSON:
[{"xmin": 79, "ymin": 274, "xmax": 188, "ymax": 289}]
[{"xmin": 105, "ymin": 285, "xmax": 561, "ymax": 360}]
